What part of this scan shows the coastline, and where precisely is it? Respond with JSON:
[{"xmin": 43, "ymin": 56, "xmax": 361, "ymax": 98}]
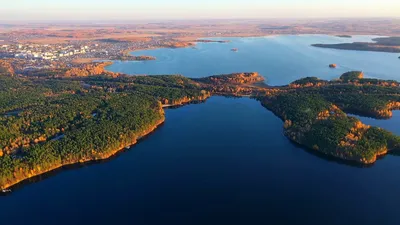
[
  {"xmin": 1, "ymin": 90, "xmax": 399, "ymax": 190},
  {"xmin": 2, "ymin": 35, "xmax": 400, "ymax": 191},
  {"xmin": 0, "ymin": 94, "xmax": 214, "ymax": 191},
  {"xmin": 81, "ymin": 33, "xmax": 382, "ymax": 64},
  {"xmin": 77, "ymin": 35, "xmax": 246, "ymax": 64},
  {"xmin": 0, "ymin": 114, "xmax": 165, "ymax": 190},
  {"xmin": 260, "ymin": 101, "xmax": 399, "ymax": 165}
]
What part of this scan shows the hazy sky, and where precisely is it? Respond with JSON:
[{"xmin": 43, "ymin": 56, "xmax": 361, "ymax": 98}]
[{"xmin": 1, "ymin": 0, "xmax": 399, "ymax": 21}]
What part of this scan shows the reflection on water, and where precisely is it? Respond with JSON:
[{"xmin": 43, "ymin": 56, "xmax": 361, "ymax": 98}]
[{"xmin": 348, "ymin": 111, "xmax": 400, "ymax": 135}]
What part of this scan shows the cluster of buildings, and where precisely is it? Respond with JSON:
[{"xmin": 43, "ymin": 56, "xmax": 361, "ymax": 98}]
[
  {"xmin": 0, "ymin": 44, "xmax": 97, "ymax": 61},
  {"xmin": 0, "ymin": 35, "xmax": 200, "ymax": 71}
]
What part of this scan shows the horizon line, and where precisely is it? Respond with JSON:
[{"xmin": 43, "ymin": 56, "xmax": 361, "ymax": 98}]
[{"xmin": 1, "ymin": 17, "xmax": 400, "ymax": 24}]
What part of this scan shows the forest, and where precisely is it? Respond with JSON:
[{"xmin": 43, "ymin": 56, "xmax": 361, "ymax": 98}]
[
  {"xmin": 0, "ymin": 71, "xmax": 209, "ymax": 189},
  {"xmin": 261, "ymin": 73, "xmax": 400, "ymax": 163},
  {"xmin": 0, "ymin": 68, "xmax": 399, "ymax": 189}
]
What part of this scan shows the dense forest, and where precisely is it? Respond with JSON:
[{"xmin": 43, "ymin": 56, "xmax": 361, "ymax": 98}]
[
  {"xmin": 0, "ymin": 67, "xmax": 399, "ymax": 189},
  {"xmin": 261, "ymin": 73, "xmax": 400, "ymax": 163},
  {"xmin": 312, "ymin": 37, "xmax": 400, "ymax": 53},
  {"xmin": 0, "ymin": 71, "xmax": 209, "ymax": 189}
]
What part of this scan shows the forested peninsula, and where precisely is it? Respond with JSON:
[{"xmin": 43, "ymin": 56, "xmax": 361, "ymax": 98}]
[
  {"xmin": 312, "ymin": 37, "xmax": 400, "ymax": 53},
  {"xmin": 0, "ymin": 61, "xmax": 399, "ymax": 190}
]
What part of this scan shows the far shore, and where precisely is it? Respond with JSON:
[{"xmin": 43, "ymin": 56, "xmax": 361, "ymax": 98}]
[{"xmin": 73, "ymin": 33, "xmax": 383, "ymax": 64}]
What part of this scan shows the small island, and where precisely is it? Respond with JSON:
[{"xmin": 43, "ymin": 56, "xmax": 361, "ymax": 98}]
[
  {"xmin": 195, "ymin": 40, "xmax": 230, "ymax": 43},
  {"xmin": 336, "ymin": 35, "xmax": 352, "ymax": 38},
  {"xmin": 0, "ymin": 60, "xmax": 399, "ymax": 190},
  {"xmin": 110, "ymin": 55, "xmax": 156, "ymax": 61}
]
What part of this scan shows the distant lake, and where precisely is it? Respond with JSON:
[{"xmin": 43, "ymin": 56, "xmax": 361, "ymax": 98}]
[
  {"xmin": 107, "ymin": 35, "xmax": 400, "ymax": 85},
  {"xmin": 2, "ymin": 35, "xmax": 400, "ymax": 225}
]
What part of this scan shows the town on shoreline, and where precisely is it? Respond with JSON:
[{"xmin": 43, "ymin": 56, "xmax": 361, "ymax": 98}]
[{"xmin": 2, "ymin": 19, "xmax": 400, "ymax": 73}]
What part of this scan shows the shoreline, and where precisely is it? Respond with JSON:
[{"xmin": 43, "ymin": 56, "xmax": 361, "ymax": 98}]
[
  {"xmin": 2, "ymin": 93, "xmax": 399, "ymax": 191},
  {"xmin": 260, "ymin": 101, "xmax": 399, "ymax": 165},
  {"xmin": 2, "ymin": 36, "xmax": 399, "ymax": 191},
  {"xmin": 0, "ymin": 95, "xmax": 214, "ymax": 191},
  {"xmin": 0, "ymin": 116, "xmax": 165, "ymax": 191},
  {"xmin": 83, "ymin": 33, "xmax": 390, "ymax": 65},
  {"xmin": 0, "ymin": 95, "xmax": 239, "ymax": 191}
]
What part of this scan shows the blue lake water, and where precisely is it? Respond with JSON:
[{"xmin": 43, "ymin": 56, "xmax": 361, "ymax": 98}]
[
  {"xmin": 2, "ymin": 35, "xmax": 400, "ymax": 225},
  {"xmin": 350, "ymin": 111, "xmax": 400, "ymax": 136},
  {"xmin": 107, "ymin": 35, "xmax": 400, "ymax": 85}
]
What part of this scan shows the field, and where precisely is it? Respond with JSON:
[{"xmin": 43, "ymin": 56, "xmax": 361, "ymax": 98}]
[{"xmin": 2, "ymin": 19, "xmax": 400, "ymax": 44}]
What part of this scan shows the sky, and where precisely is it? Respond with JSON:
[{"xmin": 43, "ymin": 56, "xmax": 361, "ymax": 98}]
[{"xmin": 1, "ymin": 0, "xmax": 399, "ymax": 21}]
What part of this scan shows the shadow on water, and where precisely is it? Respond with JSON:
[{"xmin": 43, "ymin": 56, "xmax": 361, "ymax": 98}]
[
  {"xmin": 162, "ymin": 100, "xmax": 207, "ymax": 109},
  {"xmin": 0, "ymin": 122, "xmax": 167, "ymax": 196},
  {"xmin": 389, "ymin": 149, "xmax": 400, "ymax": 157},
  {"xmin": 344, "ymin": 109, "xmax": 391, "ymax": 120},
  {"xmin": 2, "ymin": 97, "xmax": 397, "ymax": 196},
  {"xmin": 257, "ymin": 101, "xmax": 384, "ymax": 168},
  {"xmin": 0, "ymin": 99, "xmax": 233, "ymax": 196},
  {"xmin": 257, "ymin": 101, "xmax": 398, "ymax": 168},
  {"xmin": 286, "ymin": 138, "xmax": 376, "ymax": 169},
  {"xmin": 2, "ymin": 100, "xmax": 213, "ymax": 195}
]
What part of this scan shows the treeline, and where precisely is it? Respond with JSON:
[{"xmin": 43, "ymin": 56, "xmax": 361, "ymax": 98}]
[
  {"xmin": 79, "ymin": 75, "xmax": 209, "ymax": 103},
  {"xmin": 1, "ymin": 69, "xmax": 399, "ymax": 188},
  {"xmin": 288, "ymin": 72, "xmax": 400, "ymax": 118},
  {"xmin": 261, "ymin": 73, "xmax": 400, "ymax": 164},
  {"xmin": 0, "ymin": 73, "xmax": 211, "ymax": 188},
  {"xmin": 0, "ymin": 92, "xmax": 164, "ymax": 187}
]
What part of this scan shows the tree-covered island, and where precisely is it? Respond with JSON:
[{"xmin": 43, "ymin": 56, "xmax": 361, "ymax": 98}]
[
  {"xmin": 312, "ymin": 37, "xmax": 400, "ymax": 53},
  {"xmin": 0, "ymin": 61, "xmax": 399, "ymax": 190}
]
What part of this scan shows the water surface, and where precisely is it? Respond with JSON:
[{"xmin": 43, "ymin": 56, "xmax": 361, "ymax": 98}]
[
  {"xmin": 350, "ymin": 111, "xmax": 400, "ymax": 135},
  {"xmin": 2, "ymin": 97, "xmax": 400, "ymax": 225},
  {"xmin": 107, "ymin": 35, "xmax": 400, "ymax": 85},
  {"xmin": 2, "ymin": 35, "xmax": 400, "ymax": 225}
]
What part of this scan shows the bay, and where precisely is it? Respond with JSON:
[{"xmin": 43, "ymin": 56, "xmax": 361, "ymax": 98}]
[{"xmin": 107, "ymin": 35, "xmax": 400, "ymax": 85}]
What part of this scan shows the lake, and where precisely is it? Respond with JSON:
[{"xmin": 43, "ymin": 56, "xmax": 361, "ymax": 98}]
[
  {"xmin": 107, "ymin": 35, "xmax": 400, "ymax": 85},
  {"xmin": 1, "ymin": 35, "xmax": 400, "ymax": 225}
]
